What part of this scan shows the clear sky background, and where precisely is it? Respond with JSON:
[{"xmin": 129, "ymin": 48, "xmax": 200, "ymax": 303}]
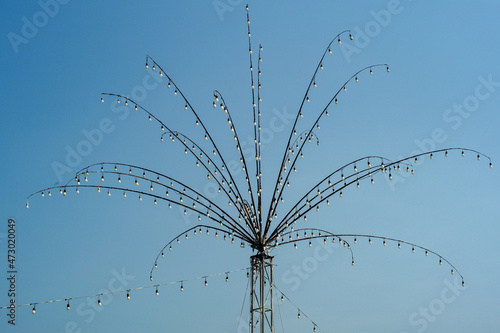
[{"xmin": 1, "ymin": 1, "xmax": 499, "ymax": 332}]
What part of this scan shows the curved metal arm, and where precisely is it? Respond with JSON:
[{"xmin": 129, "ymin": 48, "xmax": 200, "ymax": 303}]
[
  {"xmin": 264, "ymin": 30, "xmax": 353, "ymax": 236},
  {"xmin": 274, "ymin": 228, "xmax": 464, "ymax": 283},
  {"xmin": 245, "ymin": 8, "xmax": 259, "ymax": 224},
  {"xmin": 99, "ymin": 94, "xmax": 254, "ymax": 237},
  {"xmin": 272, "ymin": 155, "xmax": 401, "ymax": 236},
  {"xmin": 149, "ymin": 224, "xmax": 242, "ymax": 280},
  {"xmin": 256, "ymin": 44, "xmax": 263, "ymax": 229},
  {"xmin": 143, "ymin": 56, "xmax": 252, "ymax": 220},
  {"xmin": 213, "ymin": 90, "xmax": 257, "ymax": 228},
  {"xmin": 271, "ymin": 148, "xmax": 491, "ymax": 239},
  {"xmin": 266, "ymin": 64, "xmax": 389, "ymax": 235},
  {"xmin": 69, "ymin": 161, "xmax": 251, "ymax": 238},
  {"xmin": 26, "ymin": 183, "xmax": 255, "ymax": 242}
]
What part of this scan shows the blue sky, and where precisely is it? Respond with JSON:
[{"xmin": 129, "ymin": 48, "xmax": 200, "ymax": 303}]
[{"xmin": 1, "ymin": 0, "xmax": 499, "ymax": 332}]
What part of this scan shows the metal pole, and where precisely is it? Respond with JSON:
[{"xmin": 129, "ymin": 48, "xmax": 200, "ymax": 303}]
[
  {"xmin": 260, "ymin": 253, "xmax": 265, "ymax": 333},
  {"xmin": 250, "ymin": 256, "xmax": 256, "ymax": 333},
  {"xmin": 250, "ymin": 252, "xmax": 274, "ymax": 333}
]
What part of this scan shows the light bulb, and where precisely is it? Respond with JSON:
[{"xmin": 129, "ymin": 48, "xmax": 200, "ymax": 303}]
[
  {"xmin": 101, "ymin": 97, "xmax": 104, "ymax": 103},
  {"xmin": 98, "ymin": 298, "xmax": 101, "ymax": 306},
  {"xmin": 32, "ymin": 305, "xmax": 36, "ymax": 314},
  {"xmin": 445, "ymin": 151, "xmax": 448, "ymax": 157},
  {"xmin": 338, "ymin": 38, "xmax": 341, "ymax": 44},
  {"xmin": 127, "ymin": 292, "xmax": 130, "ymax": 300},
  {"xmin": 370, "ymin": 69, "xmax": 373, "ymax": 75},
  {"xmin": 156, "ymin": 287, "xmax": 159, "ymax": 296},
  {"xmin": 349, "ymin": 33, "xmax": 353, "ymax": 40},
  {"xmin": 386, "ymin": 66, "xmax": 390, "ymax": 72}
]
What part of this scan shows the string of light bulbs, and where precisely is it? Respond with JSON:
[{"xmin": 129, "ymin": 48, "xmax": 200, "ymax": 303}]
[
  {"xmin": 0, "ymin": 267, "xmax": 249, "ymax": 313},
  {"xmin": 274, "ymin": 284, "xmax": 324, "ymax": 333}
]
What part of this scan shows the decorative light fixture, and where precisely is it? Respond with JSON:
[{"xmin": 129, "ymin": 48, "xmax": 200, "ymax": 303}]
[{"xmin": 23, "ymin": 6, "xmax": 493, "ymax": 333}]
